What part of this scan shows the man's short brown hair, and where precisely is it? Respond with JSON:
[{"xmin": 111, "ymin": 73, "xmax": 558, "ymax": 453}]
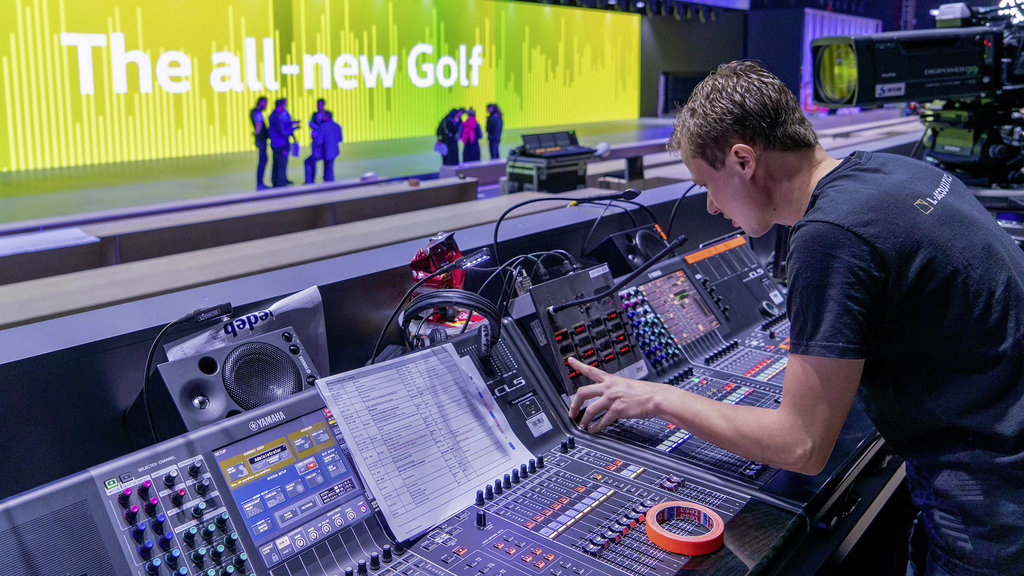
[{"xmin": 668, "ymin": 60, "xmax": 818, "ymax": 169}]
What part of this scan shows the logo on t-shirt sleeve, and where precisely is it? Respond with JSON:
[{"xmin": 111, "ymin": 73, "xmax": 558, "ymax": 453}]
[{"xmin": 915, "ymin": 173, "xmax": 953, "ymax": 214}]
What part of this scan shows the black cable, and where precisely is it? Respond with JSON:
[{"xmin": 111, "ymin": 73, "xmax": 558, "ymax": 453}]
[
  {"xmin": 495, "ymin": 268, "xmax": 518, "ymax": 319},
  {"xmin": 667, "ymin": 182, "xmax": 701, "ymax": 239},
  {"xmin": 476, "ymin": 250, "xmax": 574, "ymax": 302},
  {"xmin": 549, "ymin": 249, "xmax": 578, "ymax": 268},
  {"xmin": 370, "ymin": 264, "xmax": 458, "ymax": 364},
  {"xmin": 458, "ymin": 310, "xmax": 474, "ymax": 334},
  {"xmin": 491, "ymin": 189, "xmax": 642, "ymax": 265},
  {"xmin": 606, "ymin": 199, "xmax": 658, "ymax": 231},
  {"xmin": 142, "ymin": 302, "xmax": 232, "ymax": 443},
  {"xmin": 909, "ymin": 133, "xmax": 924, "ymax": 160},
  {"xmin": 549, "ymin": 234, "xmax": 689, "ymax": 315},
  {"xmin": 593, "ymin": 201, "xmax": 637, "ymax": 228},
  {"xmin": 370, "ymin": 249, "xmax": 490, "ymax": 363},
  {"xmin": 479, "ymin": 257, "xmax": 529, "ymax": 296},
  {"xmin": 492, "ymin": 197, "xmax": 571, "ymax": 265},
  {"xmin": 142, "ymin": 320, "xmax": 183, "ymax": 444},
  {"xmin": 400, "ymin": 289, "xmax": 502, "ymax": 351},
  {"xmin": 579, "ymin": 201, "xmax": 617, "ymax": 258}
]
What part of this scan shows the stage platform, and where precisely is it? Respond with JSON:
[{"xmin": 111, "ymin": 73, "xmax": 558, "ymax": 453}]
[
  {"xmin": 0, "ymin": 111, "xmax": 907, "ymax": 226},
  {"xmin": 0, "ymin": 118, "xmax": 678, "ymax": 224}
]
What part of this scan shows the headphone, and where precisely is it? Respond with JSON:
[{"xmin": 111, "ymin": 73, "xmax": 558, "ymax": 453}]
[{"xmin": 399, "ymin": 289, "xmax": 502, "ymax": 356}]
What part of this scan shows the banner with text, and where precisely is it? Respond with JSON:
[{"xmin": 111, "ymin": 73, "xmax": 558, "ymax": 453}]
[{"xmin": 0, "ymin": 0, "xmax": 640, "ymax": 171}]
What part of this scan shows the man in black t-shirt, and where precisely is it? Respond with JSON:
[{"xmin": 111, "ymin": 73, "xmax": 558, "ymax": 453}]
[{"xmin": 568, "ymin": 61, "xmax": 1024, "ymax": 576}]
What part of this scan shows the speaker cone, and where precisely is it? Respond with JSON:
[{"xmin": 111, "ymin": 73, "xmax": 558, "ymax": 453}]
[{"xmin": 222, "ymin": 342, "xmax": 303, "ymax": 410}]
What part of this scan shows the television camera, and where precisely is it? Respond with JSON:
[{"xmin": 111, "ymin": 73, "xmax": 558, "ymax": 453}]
[{"xmin": 812, "ymin": 2, "xmax": 1024, "ymax": 187}]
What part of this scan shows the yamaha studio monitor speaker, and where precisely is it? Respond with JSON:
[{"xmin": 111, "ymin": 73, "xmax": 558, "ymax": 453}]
[
  {"xmin": 127, "ymin": 327, "xmax": 319, "ymax": 443},
  {"xmin": 585, "ymin": 224, "xmax": 669, "ymax": 277}
]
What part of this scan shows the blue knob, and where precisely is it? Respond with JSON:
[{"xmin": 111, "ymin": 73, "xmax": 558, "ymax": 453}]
[{"xmin": 138, "ymin": 539, "xmax": 154, "ymax": 559}]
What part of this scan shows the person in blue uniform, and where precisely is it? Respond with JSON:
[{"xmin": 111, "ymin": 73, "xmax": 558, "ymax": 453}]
[
  {"xmin": 268, "ymin": 98, "xmax": 300, "ymax": 187},
  {"xmin": 436, "ymin": 108, "xmax": 461, "ymax": 166},
  {"xmin": 304, "ymin": 99, "xmax": 333, "ymax": 184},
  {"xmin": 250, "ymin": 96, "xmax": 269, "ymax": 189},
  {"xmin": 486, "ymin": 103, "xmax": 503, "ymax": 160},
  {"xmin": 305, "ymin": 111, "xmax": 343, "ymax": 184},
  {"xmin": 569, "ymin": 61, "xmax": 1024, "ymax": 576}
]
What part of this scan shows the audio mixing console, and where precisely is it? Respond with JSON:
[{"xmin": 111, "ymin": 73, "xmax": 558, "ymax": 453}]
[
  {"xmin": 520, "ymin": 235, "xmax": 880, "ymax": 513},
  {"xmin": 0, "ymin": 233, "xmax": 884, "ymax": 576},
  {"xmin": 0, "ymin": 320, "xmax": 811, "ymax": 576}
]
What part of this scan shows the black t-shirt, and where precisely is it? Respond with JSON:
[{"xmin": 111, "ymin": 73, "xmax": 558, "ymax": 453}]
[{"xmin": 787, "ymin": 151, "xmax": 1024, "ymax": 575}]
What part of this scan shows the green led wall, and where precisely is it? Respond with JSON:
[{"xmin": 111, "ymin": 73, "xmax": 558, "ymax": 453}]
[{"xmin": 0, "ymin": 0, "xmax": 640, "ymax": 171}]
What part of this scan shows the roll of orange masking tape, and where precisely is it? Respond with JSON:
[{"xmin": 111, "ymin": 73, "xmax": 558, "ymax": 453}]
[{"xmin": 645, "ymin": 501, "xmax": 724, "ymax": 556}]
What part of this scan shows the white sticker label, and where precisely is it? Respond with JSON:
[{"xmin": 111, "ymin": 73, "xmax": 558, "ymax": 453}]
[
  {"xmin": 526, "ymin": 413, "xmax": 553, "ymax": 437},
  {"xmin": 875, "ymin": 82, "xmax": 906, "ymax": 98}
]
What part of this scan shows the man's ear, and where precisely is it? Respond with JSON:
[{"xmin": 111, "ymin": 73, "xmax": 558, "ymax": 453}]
[{"xmin": 728, "ymin": 144, "xmax": 757, "ymax": 179}]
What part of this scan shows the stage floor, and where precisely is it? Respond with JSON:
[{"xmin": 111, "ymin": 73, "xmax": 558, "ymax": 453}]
[
  {"xmin": 0, "ymin": 118, "xmax": 677, "ymax": 224},
  {"xmin": 0, "ymin": 110, "xmax": 905, "ymax": 225}
]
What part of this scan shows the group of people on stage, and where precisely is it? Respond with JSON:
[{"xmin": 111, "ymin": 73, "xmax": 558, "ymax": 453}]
[
  {"xmin": 250, "ymin": 97, "xmax": 343, "ymax": 189},
  {"xmin": 436, "ymin": 104, "xmax": 503, "ymax": 166},
  {"xmin": 251, "ymin": 99, "xmax": 505, "ymax": 188}
]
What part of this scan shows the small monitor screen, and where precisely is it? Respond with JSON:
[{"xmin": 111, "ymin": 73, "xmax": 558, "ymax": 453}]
[
  {"xmin": 522, "ymin": 134, "xmax": 540, "ymax": 149},
  {"xmin": 637, "ymin": 268, "xmax": 719, "ymax": 346},
  {"xmin": 554, "ymin": 132, "xmax": 572, "ymax": 147},
  {"xmin": 213, "ymin": 408, "xmax": 374, "ymax": 568},
  {"xmin": 538, "ymin": 133, "xmax": 557, "ymax": 147}
]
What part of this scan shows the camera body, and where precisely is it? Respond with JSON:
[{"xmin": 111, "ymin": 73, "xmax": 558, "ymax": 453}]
[
  {"xmin": 811, "ymin": 26, "xmax": 1004, "ymax": 108},
  {"xmin": 811, "ymin": 3, "xmax": 1024, "ymax": 186}
]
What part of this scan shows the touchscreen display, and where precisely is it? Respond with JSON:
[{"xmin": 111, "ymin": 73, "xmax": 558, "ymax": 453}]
[
  {"xmin": 638, "ymin": 268, "xmax": 719, "ymax": 346},
  {"xmin": 213, "ymin": 408, "xmax": 374, "ymax": 568}
]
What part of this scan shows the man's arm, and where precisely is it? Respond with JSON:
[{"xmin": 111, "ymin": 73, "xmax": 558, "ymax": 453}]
[{"xmin": 568, "ymin": 352, "xmax": 862, "ymax": 475}]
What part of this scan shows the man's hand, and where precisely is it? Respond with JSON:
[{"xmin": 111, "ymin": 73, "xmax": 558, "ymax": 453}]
[{"xmin": 566, "ymin": 357, "xmax": 666, "ymax": 433}]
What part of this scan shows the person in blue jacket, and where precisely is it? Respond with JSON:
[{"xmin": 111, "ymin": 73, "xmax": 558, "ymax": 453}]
[
  {"xmin": 268, "ymin": 98, "xmax": 300, "ymax": 187},
  {"xmin": 486, "ymin": 103, "xmax": 503, "ymax": 160},
  {"xmin": 306, "ymin": 111, "xmax": 343, "ymax": 183},
  {"xmin": 250, "ymin": 96, "xmax": 270, "ymax": 189}
]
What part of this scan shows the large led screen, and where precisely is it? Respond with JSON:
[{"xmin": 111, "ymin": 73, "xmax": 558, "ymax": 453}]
[{"xmin": 0, "ymin": 0, "xmax": 640, "ymax": 171}]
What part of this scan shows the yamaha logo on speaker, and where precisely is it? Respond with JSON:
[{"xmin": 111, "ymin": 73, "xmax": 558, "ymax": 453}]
[{"xmin": 249, "ymin": 411, "xmax": 287, "ymax": 432}]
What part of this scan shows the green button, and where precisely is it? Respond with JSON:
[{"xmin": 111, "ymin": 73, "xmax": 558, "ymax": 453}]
[{"xmin": 104, "ymin": 478, "xmax": 119, "ymax": 490}]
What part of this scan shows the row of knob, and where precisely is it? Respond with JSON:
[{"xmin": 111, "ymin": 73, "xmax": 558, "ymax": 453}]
[
  {"xmin": 703, "ymin": 340, "xmax": 739, "ymax": 366},
  {"xmin": 339, "ymin": 545, "xmax": 397, "ymax": 575},
  {"xmin": 695, "ymin": 274, "xmax": 730, "ymax": 317},
  {"xmin": 663, "ymin": 366, "xmax": 696, "ymax": 386},
  {"xmin": 138, "ymin": 544, "xmax": 248, "ymax": 570},
  {"xmin": 119, "ymin": 475, "xmax": 210, "ymax": 518},
  {"xmin": 759, "ymin": 311, "xmax": 787, "ymax": 332},
  {"xmin": 121, "ymin": 480, "xmax": 211, "ymax": 525},
  {"xmin": 582, "ymin": 496, "xmax": 660, "ymax": 555},
  {"xmin": 474, "ymin": 457, "xmax": 546, "ymax": 506},
  {"xmin": 182, "ymin": 512, "xmax": 234, "ymax": 547},
  {"xmin": 118, "ymin": 461, "xmax": 203, "ymax": 507},
  {"xmin": 619, "ymin": 289, "xmax": 683, "ymax": 371}
]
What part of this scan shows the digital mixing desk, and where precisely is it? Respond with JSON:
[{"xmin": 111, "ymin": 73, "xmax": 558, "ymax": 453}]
[
  {"xmin": 2, "ymin": 322, "xmax": 811, "ymax": 576},
  {"xmin": 518, "ymin": 235, "xmax": 882, "ymax": 517},
  {"xmin": 0, "ymin": 235, "xmax": 886, "ymax": 576}
]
